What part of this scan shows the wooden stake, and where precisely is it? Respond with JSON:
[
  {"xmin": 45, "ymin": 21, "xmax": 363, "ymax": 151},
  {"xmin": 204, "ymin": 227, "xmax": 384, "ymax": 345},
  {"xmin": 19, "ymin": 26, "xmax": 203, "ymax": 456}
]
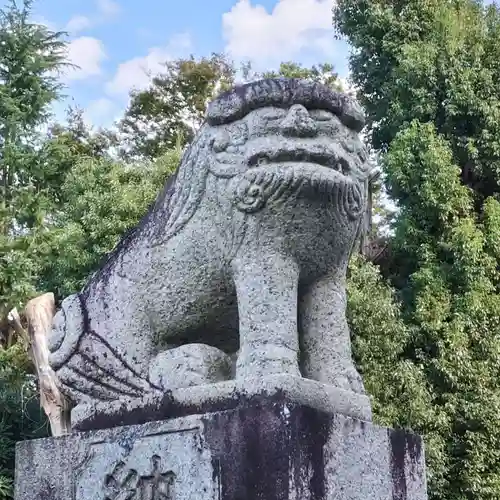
[{"xmin": 9, "ymin": 293, "xmax": 71, "ymax": 436}]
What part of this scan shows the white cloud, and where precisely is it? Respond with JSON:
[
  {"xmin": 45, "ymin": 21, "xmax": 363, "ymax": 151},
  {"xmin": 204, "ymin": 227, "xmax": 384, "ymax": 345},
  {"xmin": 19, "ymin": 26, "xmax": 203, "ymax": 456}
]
[
  {"xmin": 223, "ymin": 0, "xmax": 335, "ymax": 63},
  {"xmin": 84, "ymin": 97, "xmax": 118, "ymax": 128},
  {"xmin": 105, "ymin": 33, "xmax": 192, "ymax": 97},
  {"xmin": 65, "ymin": 0, "xmax": 120, "ymax": 34},
  {"xmin": 65, "ymin": 15, "xmax": 92, "ymax": 34},
  {"xmin": 97, "ymin": 0, "xmax": 121, "ymax": 18},
  {"xmin": 63, "ymin": 37, "xmax": 107, "ymax": 81}
]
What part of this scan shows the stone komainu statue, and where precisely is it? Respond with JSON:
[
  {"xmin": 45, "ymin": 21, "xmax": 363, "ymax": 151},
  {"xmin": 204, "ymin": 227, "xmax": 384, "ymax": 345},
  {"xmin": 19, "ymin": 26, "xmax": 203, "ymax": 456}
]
[{"xmin": 48, "ymin": 78, "xmax": 374, "ymax": 411}]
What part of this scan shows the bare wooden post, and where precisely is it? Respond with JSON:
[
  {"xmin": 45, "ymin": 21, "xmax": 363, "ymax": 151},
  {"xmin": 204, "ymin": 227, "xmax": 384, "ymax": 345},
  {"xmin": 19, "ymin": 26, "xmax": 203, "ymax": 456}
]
[
  {"xmin": 6, "ymin": 308, "xmax": 28, "ymax": 346},
  {"xmin": 9, "ymin": 293, "xmax": 71, "ymax": 436}
]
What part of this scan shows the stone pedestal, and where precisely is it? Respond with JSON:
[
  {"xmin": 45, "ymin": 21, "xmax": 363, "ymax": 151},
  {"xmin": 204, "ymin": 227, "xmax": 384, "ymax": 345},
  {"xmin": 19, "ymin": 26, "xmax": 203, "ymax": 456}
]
[{"xmin": 15, "ymin": 384, "xmax": 427, "ymax": 500}]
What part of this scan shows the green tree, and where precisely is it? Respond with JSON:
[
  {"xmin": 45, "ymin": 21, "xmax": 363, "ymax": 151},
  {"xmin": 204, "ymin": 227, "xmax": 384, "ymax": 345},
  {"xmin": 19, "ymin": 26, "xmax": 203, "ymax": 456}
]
[
  {"xmin": 40, "ymin": 107, "xmax": 116, "ymax": 203},
  {"xmin": 0, "ymin": 0, "xmax": 66, "ymax": 330},
  {"xmin": 244, "ymin": 60, "xmax": 344, "ymax": 90},
  {"xmin": 0, "ymin": 345, "xmax": 46, "ymax": 498},
  {"xmin": 118, "ymin": 53, "xmax": 235, "ymax": 160},
  {"xmin": 334, "ymin": 0, "xmax": 500, "ymax": 204},
  {"xmin": 334, "ymin": 1, "xmax": 500, "ymax": 498},
  {"xmin": 37, "ymin": 149, "xmax": 180, "ymax": 298},
  {"xmin": 0, "ymin": 0, "xmax": 67, "ymax": 495}
]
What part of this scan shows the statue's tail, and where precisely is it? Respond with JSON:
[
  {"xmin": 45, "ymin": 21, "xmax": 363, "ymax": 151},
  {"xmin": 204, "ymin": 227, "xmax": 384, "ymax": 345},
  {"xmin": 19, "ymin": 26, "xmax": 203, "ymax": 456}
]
[
  {"xmin": 48, "ymin": 294, "xmax": 85, "ymax": 371},
  {"xmin": 48, "ymin": 294, "xmax": 160, "ymax": 406}
]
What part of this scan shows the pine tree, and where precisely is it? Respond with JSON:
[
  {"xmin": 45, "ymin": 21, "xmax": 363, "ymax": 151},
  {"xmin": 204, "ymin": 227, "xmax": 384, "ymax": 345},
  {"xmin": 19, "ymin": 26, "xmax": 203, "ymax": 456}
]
[
  {"xmin": 0, "ymin": 0, "xmax": 66, "ymax": 334},
  {"xmin": 0, "ymin": 1, "xmax": 67, "ymax": 495}
]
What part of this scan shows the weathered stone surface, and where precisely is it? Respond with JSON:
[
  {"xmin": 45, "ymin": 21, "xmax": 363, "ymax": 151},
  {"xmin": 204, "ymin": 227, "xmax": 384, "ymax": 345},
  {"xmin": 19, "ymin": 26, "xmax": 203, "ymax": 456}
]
[
  {"xmin": 15, "ymin": 398, "xmax": 427, "ymax": 500},
  {"xmin": 46, "ymin": 78, "xmax": 375, "ymax": 422},
  {"xmin": 70, "ymin": 374, "xmax": 372, "ymax": 432}
]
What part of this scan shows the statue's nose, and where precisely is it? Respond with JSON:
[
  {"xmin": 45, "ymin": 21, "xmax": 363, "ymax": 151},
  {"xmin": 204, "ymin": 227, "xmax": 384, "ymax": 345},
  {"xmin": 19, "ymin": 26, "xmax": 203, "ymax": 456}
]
[{"xmin": 280, "ymin": 104, "xmax": 318, "ymax": 138}]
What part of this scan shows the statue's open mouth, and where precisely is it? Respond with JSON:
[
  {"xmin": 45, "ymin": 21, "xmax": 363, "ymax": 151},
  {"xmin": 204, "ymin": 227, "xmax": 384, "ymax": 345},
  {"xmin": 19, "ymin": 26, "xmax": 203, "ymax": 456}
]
[{"xmin": 247, "ymin": 149, "xmax": 349, "ymax": 176}]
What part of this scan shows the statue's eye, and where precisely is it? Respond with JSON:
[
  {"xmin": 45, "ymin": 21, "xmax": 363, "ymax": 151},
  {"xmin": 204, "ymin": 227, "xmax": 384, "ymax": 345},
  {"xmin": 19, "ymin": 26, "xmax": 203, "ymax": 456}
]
[
  {"xmin": 309, "ymin": 110, "xmax": 333, "ymax": 122},
  {"xmin": 212, "ymin": 122, "xmax": 248, "ymax": 152},
  {"xmin": 228, "ymin": 122, "xmax": 249, "ymax": 146}
]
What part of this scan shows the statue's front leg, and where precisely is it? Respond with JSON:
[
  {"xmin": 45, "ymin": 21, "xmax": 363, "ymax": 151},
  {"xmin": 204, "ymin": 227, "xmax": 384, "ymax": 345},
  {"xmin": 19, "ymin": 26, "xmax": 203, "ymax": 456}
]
[
  {"xmin": 232, "ymin": 254, "xmax": 301, "ymax": 379},
  {"xmin": 299, "ymin": 274, "xmax": 365, "ymax": 394}
]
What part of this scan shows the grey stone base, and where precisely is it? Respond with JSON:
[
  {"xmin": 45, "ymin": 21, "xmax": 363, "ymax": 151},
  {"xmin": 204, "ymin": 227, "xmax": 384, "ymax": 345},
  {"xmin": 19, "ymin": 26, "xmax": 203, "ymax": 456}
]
[
  {"xmin": 15, "ymin": 396, "xmax": 427, "ymax": 500},
  {"xmin": 71, "ymin": 374, "xmax": 373, "ymax": 432}
]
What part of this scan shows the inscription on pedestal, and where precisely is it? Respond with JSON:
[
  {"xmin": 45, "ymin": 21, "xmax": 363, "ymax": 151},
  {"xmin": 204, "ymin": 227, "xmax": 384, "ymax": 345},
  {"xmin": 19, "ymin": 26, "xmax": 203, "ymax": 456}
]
[
  {"xmin": 104, "ymin": 455, "xmax": 175, "ymax": 500},
  {"xmin": 15, "ymin": 401, "xmax": 427, "ymax": 500},
  {"xmin": 73, "ymin": 418, "xmax": 219, "ymax": 500}
]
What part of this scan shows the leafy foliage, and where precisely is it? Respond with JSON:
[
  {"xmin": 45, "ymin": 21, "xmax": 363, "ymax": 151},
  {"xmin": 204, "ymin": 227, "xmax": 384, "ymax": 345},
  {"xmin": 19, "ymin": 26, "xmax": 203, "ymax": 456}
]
[
  {"xmin": 118, "ymin": 53, "xmax": 235, "ymax": 160},
  {"xmin": 37, "ymin": 149, "xmax": 179, "ymax": 299},
  {"xmin": 334, "ymin": 1, "xmax": 500, "ymax": 498},
  {"xmin": 348, "ymin": 255, "xmax": 426, "ymax": 423},
  {"xmin": 0, "ymin": 345, "xmax": 46, "ymax": 499},
  {"xmin": 0, "ymin": 0, "xmax": 67, "ymax": 491},
  {"xmin": 245, "ymin": 61, "xmax": 344, "ymax": 90},
  {"xmin": 0, "ymin": 0, "xmax": 66, "ymax": 326},
  {"xmin": 334, "ymin": 0, "xmax": 500, "ymax": 203}
]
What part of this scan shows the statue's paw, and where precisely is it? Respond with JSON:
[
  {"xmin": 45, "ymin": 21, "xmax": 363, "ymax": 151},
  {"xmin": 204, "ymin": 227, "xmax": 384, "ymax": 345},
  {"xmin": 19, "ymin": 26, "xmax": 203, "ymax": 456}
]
[
  {"xmin": 235, "ymin": 345, "xmax": 301, "ymax": 379},
  {"xmin": 149, "ymin": 344, "xmax": 232, "ymax": 391},
  {"xmin": 323, "ymin": 364, "xmax": 366, "ymax": 395}
]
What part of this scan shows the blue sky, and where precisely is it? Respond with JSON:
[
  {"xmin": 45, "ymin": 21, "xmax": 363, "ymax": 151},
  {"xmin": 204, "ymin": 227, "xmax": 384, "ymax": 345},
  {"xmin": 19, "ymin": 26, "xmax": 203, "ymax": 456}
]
[
  {"xmin": 2, "ymin": 0, "xmax": 498, "ymax": 129},
  {"xmin": 16, "ymin": 0, "xmax": 350, "ymax": 128}
]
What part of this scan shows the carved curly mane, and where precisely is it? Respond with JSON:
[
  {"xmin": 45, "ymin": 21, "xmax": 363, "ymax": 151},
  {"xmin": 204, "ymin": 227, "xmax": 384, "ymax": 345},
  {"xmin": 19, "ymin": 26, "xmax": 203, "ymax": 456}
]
[
  {"xmin": 82, "ymin": 78, "xmax": 370, "ymax": 295},
  {"xmin": 145, "ymin": 126, "xmax": 212, "ymax": 246}
]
